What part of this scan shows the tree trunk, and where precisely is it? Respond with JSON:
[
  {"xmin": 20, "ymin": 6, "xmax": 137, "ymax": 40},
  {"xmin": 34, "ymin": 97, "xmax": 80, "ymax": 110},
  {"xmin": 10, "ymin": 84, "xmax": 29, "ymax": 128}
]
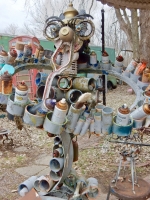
[
  {"xmin": 140, "ymin": 10, "xmax": 150, "ymax": 66},
  {"xmin": 131, "ymin": 9, "xmax": 140, "ymax": 60}
]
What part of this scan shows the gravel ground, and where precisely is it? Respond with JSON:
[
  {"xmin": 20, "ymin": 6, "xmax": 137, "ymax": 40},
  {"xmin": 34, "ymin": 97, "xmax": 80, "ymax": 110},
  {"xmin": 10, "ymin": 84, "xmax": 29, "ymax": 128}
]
[{"xmin": 1, "ymin": 84, "xmax": 150, "ymax": 200}]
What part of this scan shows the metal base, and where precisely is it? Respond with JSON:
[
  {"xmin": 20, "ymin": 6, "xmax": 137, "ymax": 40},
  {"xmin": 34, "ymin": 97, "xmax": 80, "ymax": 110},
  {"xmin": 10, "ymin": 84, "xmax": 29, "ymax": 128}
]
[
  {"xmin": 19, "ymin": 187, "xmax": 88, "ymax": 200},
  {"xmin": 107, "ymin": 176, "xmax": 150, "ymax": 200}
]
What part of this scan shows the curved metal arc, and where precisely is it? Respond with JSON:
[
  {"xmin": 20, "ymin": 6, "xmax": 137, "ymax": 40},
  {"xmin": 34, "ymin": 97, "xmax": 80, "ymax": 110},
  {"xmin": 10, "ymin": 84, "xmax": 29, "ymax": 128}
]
[
  {"xmin": 13, "ymin": 63, "xmax": 53, "ymax": 75},
  {"xmin": 78, "ymin": 68, "xmax": 142, "ymax": 110}
]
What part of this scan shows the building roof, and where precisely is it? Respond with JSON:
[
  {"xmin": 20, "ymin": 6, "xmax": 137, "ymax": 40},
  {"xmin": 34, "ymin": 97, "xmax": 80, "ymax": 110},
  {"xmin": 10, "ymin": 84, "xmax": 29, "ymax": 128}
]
[{"xmin": 96, "ymin": 0, "xmax": 150, "ymax": 9}]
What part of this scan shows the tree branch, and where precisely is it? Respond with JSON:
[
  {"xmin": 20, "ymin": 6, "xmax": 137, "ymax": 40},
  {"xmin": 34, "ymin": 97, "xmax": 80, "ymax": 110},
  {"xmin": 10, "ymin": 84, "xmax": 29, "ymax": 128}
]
[{"xmin": 115, "ymin": 8, "xmax": 133, "ymax": 49}]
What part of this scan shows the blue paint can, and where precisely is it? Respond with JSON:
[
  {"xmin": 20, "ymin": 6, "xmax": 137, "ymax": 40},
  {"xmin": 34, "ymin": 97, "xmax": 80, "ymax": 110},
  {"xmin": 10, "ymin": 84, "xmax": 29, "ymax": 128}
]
[
  {"xmin": 35, "ymin": 72, "xmax": 48, "ymax": 86},
  {"xmin": 112, "ymin": 116, "xmax": 133, "ymax": 136}
]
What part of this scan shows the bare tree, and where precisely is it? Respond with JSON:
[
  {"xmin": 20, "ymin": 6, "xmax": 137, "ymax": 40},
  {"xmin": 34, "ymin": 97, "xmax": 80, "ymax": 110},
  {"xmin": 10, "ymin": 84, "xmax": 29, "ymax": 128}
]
[
  {"xmin": 4, "ymin": 23, "xmax": 19, "ymax": 35},
  {"xmin": 115, "ymin": 8, "xmax": 150, "ymax": 65}
]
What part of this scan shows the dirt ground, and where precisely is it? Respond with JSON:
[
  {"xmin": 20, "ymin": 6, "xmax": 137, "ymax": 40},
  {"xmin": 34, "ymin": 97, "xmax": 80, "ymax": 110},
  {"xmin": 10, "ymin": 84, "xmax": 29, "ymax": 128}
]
[{"xmin": 0, "ymin": 84, "xmax": 150, "ymax": 200}]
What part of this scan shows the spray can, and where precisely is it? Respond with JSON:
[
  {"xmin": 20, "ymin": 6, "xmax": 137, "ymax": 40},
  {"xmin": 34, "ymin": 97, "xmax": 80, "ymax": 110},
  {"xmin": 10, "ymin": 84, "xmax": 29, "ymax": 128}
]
[
  {"xmin": 80, "ymin": 118, "xmax": 91, "ymax": 136},
  {"xmin": 142, "ymin": 68, "xmax": 150, "ymax": 83},
  {"xmin": 0, "ymin": 50, "xmax": 8, "ymax": 68},
  {"xmin": 94, "ymin": 112, "xmax": 102, "ymax": 135},
  {"xmin": 90, "ymin": 119, "xmax": 95, "ymax": 135},
  {"xmin": 15, "ymin": 41, "xmax": 24, "ymax": 57},
  {"xmin": 116, "ymin": 104, "xmax": 130, "ymax": 126},
  {"xmin": 130, "ymin": 103, "xmax": 150, "ymax": 120},
  {"xmin": 73, "ymin": 116, "xmax": 86, "ymax": 135},
  {"xmin": 66, "ymin": 104, "xmax": 81, "ymax": 133},
  {"xmin": 1, "ymin": 72, "xmax": 12, "ymax": 95},
  {"xmin": 101, "ymin": 51, "xmax": 109, "ymax": 64},
  {"xmin": 51, "ymin": 98, "xmax": 68, "ymax": 124},
  {"xmin": 8, "ymin": 49, "xmax": 17, "ymax": 64},
  {"xmin": 90, "ymin": 51, "xmax": 97, "ymax": 65},
  {"xmin": 24, "ymin": 44, "xmax": 32, "ymax": 57},
  {"xmin": 126, "ymin": 59, "xmax": 138, "ymax": 72},
  {"xmin": 14, "ymin": 81, "xmax": 28, "ymax": 104},
  {"xmin": 35, "ymin": 45, "xmax": 44, "ymax": 60}
]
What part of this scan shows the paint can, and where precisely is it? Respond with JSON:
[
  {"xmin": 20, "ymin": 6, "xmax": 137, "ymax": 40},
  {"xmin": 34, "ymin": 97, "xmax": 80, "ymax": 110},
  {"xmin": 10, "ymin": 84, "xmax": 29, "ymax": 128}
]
[
  {"xmin": 90, "ymin": 119, "xmax": 95, "ymax": 135},
  {"xmin": 115, "ymin": 55, "xmax": 124, "ymax": 67},
  {"xmin": 112, "ymin": 116, "xmax": 133, "ymax": 136},
  {"xmin": 14, "ymin": 81, "xmax": 28, "ymax": 104},
  {"xmin": 102, "ymin": 106, "xmax": 113, "ymax": 135},
  {"xmin": 94, "ymin": 112, "xmax": 102, "ymax": 135},
  {"xmin": 73, "ymin": 116, "xmax": 86, "ymax": 135},
  {"xmin": 1, "ymin": 72, "xmax": 12, "ymax": 95},
  {"xmin": 80, "ymin": 118, "xmax": 91, "ymax": 136},
  {"xmin": 50, "ymin": 170, "xmax": 62, "ymax": 182},
  {"xmin": 54, "ymin": 136, "xmax": 62, "ymax": 145},
  {"xmin": 53, "ymin": 147, "xmax": 64, "ymax": 157},
  {"xmin": 100, "ymin": 61, "xmax": 111, "ymax": 70},
  {"xmin": 95, "ymin": 103, "xmax": 105, "ymax": 113},
  {"xmin": 43, "ymin": 112, "xmax": 67, "ymax": 135},
  {"xmin": 116, "ymin": 104, "xmax": 130, "ymax": 126},
  {"xmin": 34, "ymin": 175, "xmax": 47, "ymax": 192},
  {"xmin": 101, "ymin": 51, "xmax": 109, "ymax": 64},
  {"xmin": 133, "ymin": 117, "xmax": 146, "ymax": 128},
  {"xmin": 24, "ymin": 44, "xmax": 32, "ymax": 57},
  {"xmin": 57, "ymin": 76, "xmax": 72, "ymax": 91},
  {"xmin": 39, "ymin": 177, "xmax": 54, "ymax": 193},
  {"xmin": 18, "ymin": 176, "xmax": 37, "ymax": 197},
  {"xmin": 72, "ymin": 77, "xmax": 96, "ymax": 92},
  {"xmin": 6, "ymin": 94, "xmax": 25, "ymax": 117},
  {"xmin": 34, "ymin": 45, "xmax": 44, "ymax": 60},
  {"xmin": 65, "ymin": 89, "xmax": 82, "ymax": 104},
  {"xmin": 15, "ymin": 41, "xmax": 24, "ymax": 57},
  {"xmin": 126, "ymin": 59, "xmax": 138, "ymax": 72},
  {"xmin": 130, "ymin": 71, "xmax": 141, "ymax": 83},
  {"xmin": 36, "ymin": 85, "xmax": 55, "ymax": 100},
  {"xmin": 113, "ymin": 66, "xmax": 123, "ymax": 74},
  {"xmin": 90, "ymin": 51, "xmax": 97, "ymax": 65},
  {"xmin": 8, "ymin": 49, "xmax": 17, "ymax": 64},
  {"xmin": 23, "ymin": 104, "xmax": 45, "ymax": 127},
  {"xmin": 130, "ymin": 103, "xmax": 150, "ymax": 120},
  {"xmin": 42, "ymin": 98, "xmax": 56, "ymax": 113},
  {"xmin": 137, "ymin": 77, "xmax": 149, "ymax": 89},
  {"xmin": 52, "ymin": 86, "xmax": 65, "ymax": 101},
  {"xmin": 66, "ymin": 104, "xmax": 81, "ymax": 133},
  {"xmin": 0, "ymin": 50, "xmax": 8, "ymax": 69},
  {"xmin": 122, "ymin": 70, "xmax": 130, "ymax": 77},
  {"xmin": 144, "ymin": 90, "xmax": 150, "ymax": 103},
  {"xmin": 142, "ymin": 68, "xmax": 150, "ymax": 83},
  {"xmin": 51, "ymin": 98, "xmax": 68, "ymax": 124},
  {"xmin": 35, "ymin": 72, "xmax": 48, "ymax": 86},
  {"xmin": 49, "ymin": 157, "xmax": 64, "ymax": 172}
]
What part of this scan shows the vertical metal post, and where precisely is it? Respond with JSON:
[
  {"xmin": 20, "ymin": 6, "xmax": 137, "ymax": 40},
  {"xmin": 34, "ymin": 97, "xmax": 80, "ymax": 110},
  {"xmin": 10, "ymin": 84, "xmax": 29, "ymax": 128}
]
[
  {"xmin": 102, "ymin": 74, "xmax": 106, "ymax": 105},
  {"xmin": 101, "ymin": 9, "xmax": 105, "ymax": 53},
  {"xmin": 101, "ymin": 9, "xmax": 106, "ymax": 105}
]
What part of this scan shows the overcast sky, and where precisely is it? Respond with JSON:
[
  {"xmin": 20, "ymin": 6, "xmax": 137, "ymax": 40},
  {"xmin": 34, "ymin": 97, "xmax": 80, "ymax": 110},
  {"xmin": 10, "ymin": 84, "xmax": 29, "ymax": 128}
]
[{"xmin": 0, "ymin": 0, "xmax": 29, "ymax": 33}]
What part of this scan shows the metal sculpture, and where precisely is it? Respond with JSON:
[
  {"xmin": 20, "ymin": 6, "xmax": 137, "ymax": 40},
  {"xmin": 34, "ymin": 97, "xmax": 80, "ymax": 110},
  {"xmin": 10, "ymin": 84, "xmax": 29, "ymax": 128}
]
[{"xmin": 0, "ymin": 2, "xmax": 150, "ymax": 200}]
